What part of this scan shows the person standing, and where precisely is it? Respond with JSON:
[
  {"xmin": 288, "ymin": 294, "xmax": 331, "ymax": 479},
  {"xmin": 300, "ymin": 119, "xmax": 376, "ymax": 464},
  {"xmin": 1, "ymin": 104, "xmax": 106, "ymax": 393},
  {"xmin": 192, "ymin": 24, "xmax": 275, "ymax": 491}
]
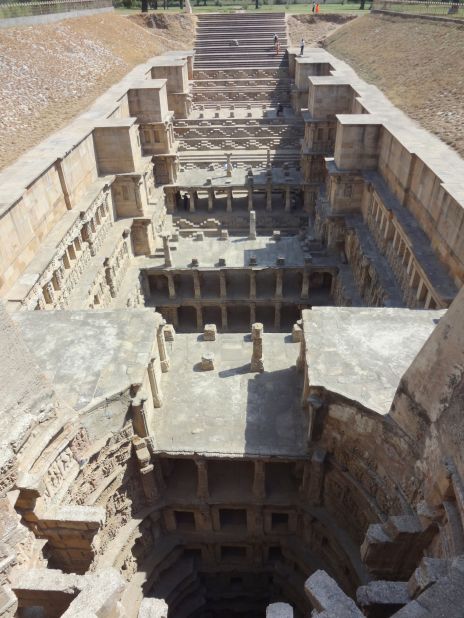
[{"xmin": 300, "ymin": 38, "xmax": 305, "ymax": 56}]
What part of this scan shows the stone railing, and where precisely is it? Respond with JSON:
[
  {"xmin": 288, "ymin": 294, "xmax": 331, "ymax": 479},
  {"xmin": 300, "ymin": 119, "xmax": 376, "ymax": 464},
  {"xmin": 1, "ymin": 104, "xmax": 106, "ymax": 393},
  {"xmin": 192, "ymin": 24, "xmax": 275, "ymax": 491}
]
[
  {"xmin": 0, "ymin": 0, "xmax": 112, "ymax": 19},
  {"xmin": 372, "ymin": 0, "xmax": 464, "ymax": 18}
]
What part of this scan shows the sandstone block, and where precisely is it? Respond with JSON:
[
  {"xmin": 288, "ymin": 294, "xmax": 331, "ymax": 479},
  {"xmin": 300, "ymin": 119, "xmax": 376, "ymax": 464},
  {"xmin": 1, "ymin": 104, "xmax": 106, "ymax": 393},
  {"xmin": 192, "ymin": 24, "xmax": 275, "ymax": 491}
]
[
  {"xmin": 201, "ymin": 353, "xmax": 215, "ymax": 371},
  {"xmin": 203, "ymin": 324, "xmax": 217, "ymax": 341},
  {"xmin": 163, "ymin": 324, "xmax": 176, "ymax": 342}
]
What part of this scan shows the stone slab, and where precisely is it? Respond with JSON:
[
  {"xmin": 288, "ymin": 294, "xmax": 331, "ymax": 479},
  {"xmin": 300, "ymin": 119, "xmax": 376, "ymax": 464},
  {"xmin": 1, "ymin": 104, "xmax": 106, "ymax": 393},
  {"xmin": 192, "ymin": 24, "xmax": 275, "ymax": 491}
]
[
  {"xmin": 152, "ymin": 332, "xmax": 307, "ymax": 457},
  {"xmin": 303, "ymin": 307, "xmax": 444, "ymax": 415}
]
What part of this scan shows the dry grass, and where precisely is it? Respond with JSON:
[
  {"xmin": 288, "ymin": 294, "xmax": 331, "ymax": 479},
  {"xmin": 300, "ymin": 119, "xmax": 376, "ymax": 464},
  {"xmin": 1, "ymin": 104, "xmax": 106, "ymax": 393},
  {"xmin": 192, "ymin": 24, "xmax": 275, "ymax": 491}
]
[
  {"xmin": 287, "ymin": 14, "xmax": 357, "ymax": 47},
  {"xmin": 0, "ymin": 12, "xmax": 196, "ymax": 170},
  {"xmin": 323, "ymin": 14, "xmax": 464, "ymax": 157}
]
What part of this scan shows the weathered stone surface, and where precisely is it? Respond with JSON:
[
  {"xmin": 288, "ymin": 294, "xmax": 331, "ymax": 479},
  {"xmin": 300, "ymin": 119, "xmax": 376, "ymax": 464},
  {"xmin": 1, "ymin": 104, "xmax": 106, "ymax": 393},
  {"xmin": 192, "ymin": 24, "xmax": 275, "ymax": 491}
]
[
  {"xmin": 266, "ymin": 602, "xmax": 293, "ymax": 617},
  {"xmin": 305, "ymin": 571, "xmax": 363, "ymax": 617},
  {"xmin": 138, "ymin": 598, "xmax": 168, "ymax": 618}
]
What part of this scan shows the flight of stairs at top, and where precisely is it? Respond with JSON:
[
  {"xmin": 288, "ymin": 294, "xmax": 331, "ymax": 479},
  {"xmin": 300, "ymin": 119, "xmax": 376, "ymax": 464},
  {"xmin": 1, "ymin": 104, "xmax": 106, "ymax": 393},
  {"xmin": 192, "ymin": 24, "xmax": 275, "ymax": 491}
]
[{"xmin": 194, "ymin": 13, "xmax": 288, "ymax": 71}]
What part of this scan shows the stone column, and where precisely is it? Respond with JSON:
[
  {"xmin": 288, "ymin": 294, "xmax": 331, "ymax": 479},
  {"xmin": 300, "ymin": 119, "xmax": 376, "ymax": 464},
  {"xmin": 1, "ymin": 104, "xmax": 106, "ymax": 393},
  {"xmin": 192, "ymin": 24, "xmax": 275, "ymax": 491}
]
[
  {"xmin": 167, "ymin": 273, "xmax": 176, "ymax": 299},
  {"xmin": 196, "ymin": 306, "xmax": 203, "ymax": 330},
  {"xmin": 166, "ymin": 187, "xmax": 177, "ymax": 214},
  {"xmin": 148, "ymin": 358, "xmax": 163, "ymax": 408},
  {"xmin": 301, "ymin": 270, "xmax": 310, "ymax": 299},
  {"xmin": 275, "ymin": 270, "xmax": 283, "ymax": 299},
  {"xmin": 43, "ymin": 281, "xmax": 56, "ymax": 305},
  {"xmin": 274, "ymin": 303, "xmax": 281, "ymax": 330},
  {"xmin": 207, "ymin": 188, "xmax": 215, "ymax": 211},
  {"xmin": 219, "ymin": 271, "xmax": 227, "ymax": 298},
  {"xmin": 253, "ymin": 461, "xmax": 266, "ymax": 500},
  {"xmin": 221, "ymin": 305, "xmax": 228, "ymax": 330},
  {"xmin": 226, "ymin": 188, "xmax": 233, "ymax": 212},
  {"xmin": 284, "ymin": 186, "xmax": 291, "ymax": 212},
  {"xmin": 266, "ymin": 186, "xmax": 272, "ymax": 212},
  {"xmin": 131, "ymin": 396, "xmax": 149, "ymax": 438},
  {"xmin": 296, "ymin": 337, "xmax": 306, "ymax": 372},
  {"xmin": 196, "ymin": 459, "xmax": 209, "ymax": 500},
  {"xmin": 251, "ymin": 322, "xmax": 264, "ymax": 372},
  {"xmin": 250, "ymin": 303, "xmax": 256, "ymax": 326},
  {"xmin": 249, "ymin": 210, "xmax": 257, "ymax": 240},
  {"xmin": 249, "ymin": 271, "xmax": 256, "ymax": 300},
  {"xmin": 157, "ymin": 321, "xmax": 170, "ymax": 372},
  {"xmin": 162, "ymin": 235, "xmax": 172, "ymax": 267},
  {"xmin": 189, "ymin": 190, "xmax": 196, "ymax": 212},
  {"xmin": 193, "ymin": 271, "xmax": 201, "ymax": 299},
  {"xmin": 248, "ymin": 186, "xmax": 254, "ymax": 211},
  {"xmin": 306, "ymin": 449, "xmax": 326, "ymax": 505}
]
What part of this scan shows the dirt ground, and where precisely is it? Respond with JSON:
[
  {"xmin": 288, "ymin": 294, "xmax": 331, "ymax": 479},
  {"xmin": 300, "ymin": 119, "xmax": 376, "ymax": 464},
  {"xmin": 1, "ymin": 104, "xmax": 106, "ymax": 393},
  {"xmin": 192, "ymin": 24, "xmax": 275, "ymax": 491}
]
[
  {"xmin": 290, "ymin": 13, "xmax": 464, "ymax": 158},
  {"xmin": 287, "ymin": 14, "xmax": 356, "ymax": 46},
  {"xmin": 0, "ymin": 12, "xmax": 195, "ymax": 170}
]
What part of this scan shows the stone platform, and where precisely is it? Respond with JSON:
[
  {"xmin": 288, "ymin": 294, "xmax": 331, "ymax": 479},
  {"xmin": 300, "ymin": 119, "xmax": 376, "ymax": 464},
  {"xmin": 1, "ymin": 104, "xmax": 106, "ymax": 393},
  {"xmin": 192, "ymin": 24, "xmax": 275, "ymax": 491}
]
[{"xmin": 151, "ymin": 332, "xmax": 307, "ymax": 457}]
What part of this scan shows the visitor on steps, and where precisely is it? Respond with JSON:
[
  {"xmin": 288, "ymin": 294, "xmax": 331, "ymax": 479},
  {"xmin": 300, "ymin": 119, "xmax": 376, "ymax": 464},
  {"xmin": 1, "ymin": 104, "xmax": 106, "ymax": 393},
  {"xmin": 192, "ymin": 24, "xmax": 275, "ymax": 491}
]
[
  {"xmin": 277, "ymin": 103, "xmax": 284, "ymax": 117},
  {"xmin": 275, "ymin": 40, "xmax": 280, "ymax": 56},
  {"xmin": 300, "ymin": 39, "xmax": 305, "ymax": 56},
  {"xmin": 274, "ymin": 33, "xmax": 278, "ymax": 46}
]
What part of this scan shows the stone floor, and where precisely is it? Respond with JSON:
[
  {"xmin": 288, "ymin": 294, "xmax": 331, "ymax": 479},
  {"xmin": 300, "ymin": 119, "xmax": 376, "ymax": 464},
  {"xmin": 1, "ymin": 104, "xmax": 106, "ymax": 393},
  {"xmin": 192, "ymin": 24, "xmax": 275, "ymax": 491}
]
[{"xmin": 152, "ymin": 332, "xmax": 307, "ymax": 457}]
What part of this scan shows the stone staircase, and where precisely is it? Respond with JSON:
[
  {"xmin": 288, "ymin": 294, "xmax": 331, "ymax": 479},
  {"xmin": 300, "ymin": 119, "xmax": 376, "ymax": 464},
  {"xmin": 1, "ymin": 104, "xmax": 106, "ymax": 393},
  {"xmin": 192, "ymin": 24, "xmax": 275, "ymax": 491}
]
[{"xmin": 194, "ymin": 13, "xmax": 288, "ymax": 71}]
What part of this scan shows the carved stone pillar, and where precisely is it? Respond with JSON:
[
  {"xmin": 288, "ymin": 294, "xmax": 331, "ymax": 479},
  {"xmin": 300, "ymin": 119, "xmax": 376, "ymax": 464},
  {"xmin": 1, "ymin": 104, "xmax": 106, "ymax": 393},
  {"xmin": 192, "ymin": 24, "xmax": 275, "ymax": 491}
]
[
  {"xmin": 189, "ymin": 190, "xmax": 196, "ymax": 213},
  {"xmin": 43, "ymin": 281, "xmax": 55, "ymax": 305},
  {"xmin": 148, "ymin": 358, "xmax": 163, "ymax": 408},
  {"xmin": 157, "ymin": 322, "xmax": 170, "ymax": 372},
  {"xmin": 219, "ymin": 271, "xmax": 227, "ymax": 298},
  {"xmin": 221, "ymin": 305, "xmax": 228, "ymax": 330},
  {"xmin": 251, "ymin": 322, "xmax": 264, "ymax": 372},
  {"xmin": 208, "ymin": 188, "xmax": 215, "ymax": 211},
  {"xmin": 162, "ymin": 235, "xmax": 172, "ymax": 267},
  {"xmin": 226, "ymin": 188, "xmax": 233, "ymax": 212},
  {"xmin": 296, "ymin": 336, "xmax": 306, "ymax": 372},
  {"xmin": 248, "ymin": 186, "xmax": 254, "ymax": 211},
  {"xmin": 250, "ymin": 303, "xmax": 256, "ymax": 326},
  {"xmin": 249, "ymin": 209, "xmax": 257, "ymax": 240},
  {"xmin": 301, "ymin": 270, "xmax": 310, "ymax": 299},
  {"xmin": 253, "ymin": 461, "xmax": 266, "ymax": 500},
  {"xmin": 193, "ymin": 270, "xmax": 201, "ymax": 299},
  {"xmin": 131, "ymin": 397, "xmax": 149, "ymax": 438},
  {"xmin": 196, "ymin": 306, "xmax": 203, "ymax": 330},
  {"xmin": 275, "ymin": 270, "xmax": 283, "ymax": 299},
  {"xmin": 196, "ymin": 459, "xmax": 209, "ymax": 500},
  {"xmin": 249, "ymin": 271, "xmax": 256, "ymax": 300},
  {"xmin": 306, "ymin": 449, "xmax": 326, "ymax": 505},
  {"xmin": 167, "ymin": 273, "xmax": 176, "ymax": 299},
  {"xmin": 266, "ymin": 185, "xmax": 272, "ymax": 212},
  {"xmin": 165, "ymin": 188, "xmax": 176, "ymax": 213}
]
